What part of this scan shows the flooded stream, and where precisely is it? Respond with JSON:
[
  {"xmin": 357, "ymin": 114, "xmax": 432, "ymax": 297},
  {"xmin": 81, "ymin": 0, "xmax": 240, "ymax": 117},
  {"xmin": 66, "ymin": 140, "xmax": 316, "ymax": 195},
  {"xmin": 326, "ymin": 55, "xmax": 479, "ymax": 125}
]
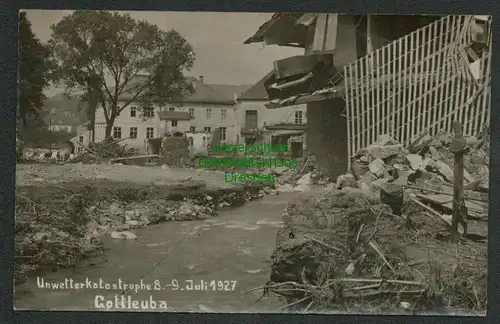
[{"xmin": 15, "ymin": 193, "xmax": 295, "ymax": 312}]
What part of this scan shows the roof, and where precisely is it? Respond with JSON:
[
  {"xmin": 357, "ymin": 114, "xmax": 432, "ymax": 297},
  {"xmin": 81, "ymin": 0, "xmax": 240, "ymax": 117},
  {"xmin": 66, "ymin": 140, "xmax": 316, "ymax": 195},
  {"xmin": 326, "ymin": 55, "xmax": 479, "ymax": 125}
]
[
  {"xmin": 237, "ymin": 70, "xmax": 274, "ymax": 101},
  {"xmin": 243, "ymin": 13, "xmax": 307, "ymax": 45},
  {"xmin": 208, "ymin": 84, "xmax": 252, "ymax": 100},
  {"xmin": 117, "ymin": 75, "xmax": 244, "ymax": 105},
  {"xmin": 158, "ymin": 111, "xmax": 191, "ymax": 120},
  {"xmin": 42, "ymin": 93, "xmax": 88, "ymax": 126}
]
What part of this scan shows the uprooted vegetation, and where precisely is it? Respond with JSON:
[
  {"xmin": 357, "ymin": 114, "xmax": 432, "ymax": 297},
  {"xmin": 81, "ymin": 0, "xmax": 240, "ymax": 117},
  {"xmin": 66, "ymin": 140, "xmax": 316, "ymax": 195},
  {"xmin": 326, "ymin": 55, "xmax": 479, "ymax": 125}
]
[
  {"xmin": 15, "ymin": 179, "xmax": 269, "ymax": 284},
  {"xmin": 250, "ymin": 131, "xmax": 488, "ymax": 315},
  {"xmin": 252, "ymin": 189, "xmax": 486, "ymax": 314}
]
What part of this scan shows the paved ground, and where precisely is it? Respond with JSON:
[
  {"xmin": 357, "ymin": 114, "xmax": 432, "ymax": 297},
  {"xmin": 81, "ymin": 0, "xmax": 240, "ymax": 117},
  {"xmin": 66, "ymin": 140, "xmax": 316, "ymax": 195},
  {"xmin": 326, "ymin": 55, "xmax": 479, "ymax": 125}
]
[{"xmin": 15, "ymin": 192, "xmax": 296, "ymax": 312}]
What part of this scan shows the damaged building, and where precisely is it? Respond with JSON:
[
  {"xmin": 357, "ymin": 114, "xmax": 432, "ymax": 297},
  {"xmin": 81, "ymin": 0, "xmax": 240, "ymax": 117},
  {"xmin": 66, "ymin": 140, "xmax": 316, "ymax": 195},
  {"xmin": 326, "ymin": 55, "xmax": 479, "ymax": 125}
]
[{"xmin": 243, "ymin": 14, "xmax": 491, "ymax": 180}]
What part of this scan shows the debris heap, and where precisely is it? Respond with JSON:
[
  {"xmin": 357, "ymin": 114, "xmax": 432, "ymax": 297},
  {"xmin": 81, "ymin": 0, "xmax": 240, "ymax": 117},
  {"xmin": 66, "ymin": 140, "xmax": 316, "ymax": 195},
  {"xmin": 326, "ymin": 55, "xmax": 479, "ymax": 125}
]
[
  {"xmin": 258, "ymin": 133, "xmax": 487, "ymax": 314},
  {"xmin": 15, "ymin": 179, "xmax": 269, "ymax": 284}
]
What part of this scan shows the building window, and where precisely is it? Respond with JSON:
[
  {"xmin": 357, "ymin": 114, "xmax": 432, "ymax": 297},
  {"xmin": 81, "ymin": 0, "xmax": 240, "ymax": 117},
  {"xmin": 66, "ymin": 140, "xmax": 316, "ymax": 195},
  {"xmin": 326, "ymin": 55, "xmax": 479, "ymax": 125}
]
[
  {"xmin": 79, "ymin": 136, "xmax": 84, "ymax": 143},
  {"xmin": 129, "ymin": 127, "xmax": 138, "ymax": 139},
  {"xmin": 189, "ymin": 108, "xmax": 195, "ymax": 118},
  {"xmin": 221, "ymin": 109, "xmax": 227, "ymax": 120},
  {"xmin": 204, "ymin": 127, "xmax": 211, "ymax": 133},
  {"xmin": 146, "ymin": 127, "xmax": 154, "ymax": 139},
  {"xmin": 130, "ymin": 106, "xmax": 137, "ymax": 117},
  {"xmin": 143, "ymin": 106, "xmax": 154, "ymax": 118},
  {"xmin": 295, "ymin": 111, "xmax": 303, "ymax": 124},
  {"xmin": 77, "ymin": 146, "xmax": 83, "ymax": 153},
  {"xmin": 172, "ymin": 120, "xmax": 178, "ymax": 127},
  {"xmin": 220, "ymin": 127, "xmax": 227, "ymax": 141},
  {"xmin": 169, "ymin": 107, "xmax": 175, "ymax": 111},
  {"xmin": 190, "ymin": 126, "xmax": 196, "ymax": 132},
  {"xmin": 206, "ymin": 108, "xmax": 212, "ymax": 119},
  {"xmin": 113, "ymin": 126, "xmax": 122, "ymax": 139}
]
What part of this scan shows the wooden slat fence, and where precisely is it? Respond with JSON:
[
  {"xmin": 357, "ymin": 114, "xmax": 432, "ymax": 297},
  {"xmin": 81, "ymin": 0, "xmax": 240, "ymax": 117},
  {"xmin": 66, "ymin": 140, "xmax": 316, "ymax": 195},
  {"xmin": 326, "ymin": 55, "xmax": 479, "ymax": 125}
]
[{"xmin": 344, "ymin": 15, "xmax": 491, "ymax": 166}]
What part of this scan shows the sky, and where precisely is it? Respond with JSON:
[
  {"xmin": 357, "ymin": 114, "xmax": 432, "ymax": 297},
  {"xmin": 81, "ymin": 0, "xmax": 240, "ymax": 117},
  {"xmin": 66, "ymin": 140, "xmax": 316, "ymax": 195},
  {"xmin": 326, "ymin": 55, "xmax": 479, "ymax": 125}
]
[{"xmin": 23, "ymin": 10, "xmax": 303, "ymax": 97}]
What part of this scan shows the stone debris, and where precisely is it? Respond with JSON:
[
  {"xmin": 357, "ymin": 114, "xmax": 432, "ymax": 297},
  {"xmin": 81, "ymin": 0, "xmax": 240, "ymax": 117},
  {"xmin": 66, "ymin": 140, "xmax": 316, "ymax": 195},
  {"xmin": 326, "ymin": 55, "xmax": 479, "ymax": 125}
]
[
  {"xmin": 334, "ymin": 132, "xmax": 489, "ymax": 195},
  {"xmin": 264, "ymin": 132, "xmax": 488, "ymax": 314},
  {"xmin": 110, "ymin": 231, "xmax": 137, "ymax": 240}
]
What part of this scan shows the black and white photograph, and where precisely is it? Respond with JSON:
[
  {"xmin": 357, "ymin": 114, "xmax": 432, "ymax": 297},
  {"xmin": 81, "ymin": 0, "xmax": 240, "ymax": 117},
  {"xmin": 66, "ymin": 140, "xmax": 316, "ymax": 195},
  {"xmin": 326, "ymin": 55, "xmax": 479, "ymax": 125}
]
[{"xmin": 15, "ymin": 11, "xmax": 491, "ymax": 315}]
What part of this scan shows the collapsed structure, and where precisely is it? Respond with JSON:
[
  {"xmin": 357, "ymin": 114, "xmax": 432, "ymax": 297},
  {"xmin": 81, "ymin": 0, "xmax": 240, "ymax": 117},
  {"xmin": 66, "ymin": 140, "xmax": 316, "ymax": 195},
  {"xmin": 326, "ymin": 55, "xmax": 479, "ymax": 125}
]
[{"xmin": 243, "ymin": 14, "xmax": 491, "ymax": 314}]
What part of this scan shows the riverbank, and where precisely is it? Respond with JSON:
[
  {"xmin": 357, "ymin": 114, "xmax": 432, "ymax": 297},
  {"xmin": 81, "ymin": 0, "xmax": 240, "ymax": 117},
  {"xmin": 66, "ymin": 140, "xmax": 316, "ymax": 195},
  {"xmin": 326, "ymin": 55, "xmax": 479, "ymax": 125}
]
[{"xmin": 15, "ymin": 164, "xmax": 275, "ymax": 284}]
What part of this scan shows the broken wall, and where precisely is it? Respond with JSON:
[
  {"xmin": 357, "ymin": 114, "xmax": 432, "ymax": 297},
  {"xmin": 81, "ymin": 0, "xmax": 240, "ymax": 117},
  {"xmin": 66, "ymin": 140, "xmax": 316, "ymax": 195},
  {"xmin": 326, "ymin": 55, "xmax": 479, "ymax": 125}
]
[
  {"xmin": 160, "ymin": 136, "xmax": 191, "ymax": 167},
  {"xmin": 306, "ymin": 98, "xmax": 348, "ymax": 180}
]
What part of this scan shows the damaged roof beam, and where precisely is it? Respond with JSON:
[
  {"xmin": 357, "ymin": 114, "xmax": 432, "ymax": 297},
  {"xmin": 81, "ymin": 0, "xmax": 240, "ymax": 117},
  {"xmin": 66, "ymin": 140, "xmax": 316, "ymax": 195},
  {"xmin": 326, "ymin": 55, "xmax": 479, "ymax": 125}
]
[{"xmin": 270, "ymin": 72, "xmax": 314, "ymax": 90}]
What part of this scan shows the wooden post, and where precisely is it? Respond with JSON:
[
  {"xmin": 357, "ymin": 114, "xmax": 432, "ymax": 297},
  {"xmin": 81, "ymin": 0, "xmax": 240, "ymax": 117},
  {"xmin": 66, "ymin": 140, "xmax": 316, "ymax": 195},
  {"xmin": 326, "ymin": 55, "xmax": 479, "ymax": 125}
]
[{"xmin": 449, "ymin": 121, "xmax": 467, "ymax": 243}]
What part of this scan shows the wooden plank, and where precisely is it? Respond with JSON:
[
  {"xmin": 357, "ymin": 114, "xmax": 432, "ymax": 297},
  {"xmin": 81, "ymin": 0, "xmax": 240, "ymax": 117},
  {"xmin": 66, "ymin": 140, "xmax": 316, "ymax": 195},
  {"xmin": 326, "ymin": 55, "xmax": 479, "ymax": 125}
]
[
  {"xmin": 359, "ymin": 61, "xmax": 367, "ymax": 148},
  {"xmin": 111, "ymin": 154, "xmax": 159, "ymax": 163},
  {"xmin": 391, "ymin": 35, "xmax": 397, "ymax": 138},
  {"xmin": 416, "ymin": 194, "xmax": 488, "ymax": 218},
  {"xmin": 450, "ymin": 121, "xmax": 467, "ymax": 242},
  {"xmin": 312, "ymin": 14, "xmax": 327, "ymax": 51},
  {"xmin": 353, "ymin": 60, "xmax": 362, "ymax": 154},
  {"xmin": 295, "ymin": 13, "xmax": 318, "ymax": 26},
  {"xmin": 409, "ymin": 30, "xmax": 418, "ymax": 142},
  {"xmin": 426, "ymin": 21, "xmax": 438, "ymax": 135},
  {"xmin": 375, "ymin": 49, "xmax": 381, "ymax": 144},
  {"xmin": 421, "ymin": 25, "xmax": 431, "ymax": 136},
  {"xmin": 401, "ymin": 35, "xmax": 409, "ymax": 143},
  {"xmin": 345, "ymin": 64, "xmax": 353, "ymax": 169},
  {"xmin": 365, "ymin": 55, "xmax": 374, "ymax": 145},
  {"xmin": 323, "ymin": 14, "xmax": 338, "ymax": 52}
]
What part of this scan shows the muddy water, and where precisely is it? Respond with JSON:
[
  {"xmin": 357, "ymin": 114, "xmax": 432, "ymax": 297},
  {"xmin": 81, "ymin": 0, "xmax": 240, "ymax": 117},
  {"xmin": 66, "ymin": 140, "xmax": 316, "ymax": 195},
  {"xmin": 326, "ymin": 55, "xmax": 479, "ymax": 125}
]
[{"xmin": 15, "ymin": 193, "xmax": 295, "ymax": 313}]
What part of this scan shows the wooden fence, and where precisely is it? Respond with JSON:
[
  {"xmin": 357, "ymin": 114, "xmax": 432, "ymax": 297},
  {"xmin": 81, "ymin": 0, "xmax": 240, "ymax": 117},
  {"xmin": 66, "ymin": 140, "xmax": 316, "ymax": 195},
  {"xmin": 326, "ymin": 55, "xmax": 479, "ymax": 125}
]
[{"xmin": 343, "ymin": 15, "xmax": 491, "ymax": 165}]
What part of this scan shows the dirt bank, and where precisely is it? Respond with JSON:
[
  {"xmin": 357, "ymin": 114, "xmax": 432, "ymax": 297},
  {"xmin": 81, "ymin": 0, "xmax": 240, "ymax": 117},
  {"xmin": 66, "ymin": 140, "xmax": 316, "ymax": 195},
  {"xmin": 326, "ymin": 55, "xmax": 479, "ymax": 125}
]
[{"xmin": 15, "ymin": 164, "xmax": 275, "ymax": 285}]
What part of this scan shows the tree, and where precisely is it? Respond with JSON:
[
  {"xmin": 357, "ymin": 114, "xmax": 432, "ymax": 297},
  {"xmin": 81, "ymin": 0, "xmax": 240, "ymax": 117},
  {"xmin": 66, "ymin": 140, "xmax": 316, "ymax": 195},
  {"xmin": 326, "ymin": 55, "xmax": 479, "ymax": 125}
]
[
  {"xmin": 18, "ymin": 12, "xmax": 55, "ymax": 127},
  {"xmin": 50, "ymin": 11, "xmax": 195, "ymax": 139}
]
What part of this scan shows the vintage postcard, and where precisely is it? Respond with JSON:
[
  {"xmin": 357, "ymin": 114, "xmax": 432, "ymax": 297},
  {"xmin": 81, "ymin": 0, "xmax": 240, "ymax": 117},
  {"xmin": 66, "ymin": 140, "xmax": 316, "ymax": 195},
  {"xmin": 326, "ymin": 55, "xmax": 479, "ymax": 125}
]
[{"xmin": 15, "ymin": 10, "xmax": 490, "ymax": 315}]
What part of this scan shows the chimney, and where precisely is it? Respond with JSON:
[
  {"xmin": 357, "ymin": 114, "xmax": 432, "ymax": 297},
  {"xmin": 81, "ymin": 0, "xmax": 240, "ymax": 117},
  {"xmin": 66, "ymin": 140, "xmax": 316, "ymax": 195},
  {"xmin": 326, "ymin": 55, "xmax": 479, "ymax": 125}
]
[{"xmin": 199, "ymin": 75, "xmax": 204, "ymax": 83}]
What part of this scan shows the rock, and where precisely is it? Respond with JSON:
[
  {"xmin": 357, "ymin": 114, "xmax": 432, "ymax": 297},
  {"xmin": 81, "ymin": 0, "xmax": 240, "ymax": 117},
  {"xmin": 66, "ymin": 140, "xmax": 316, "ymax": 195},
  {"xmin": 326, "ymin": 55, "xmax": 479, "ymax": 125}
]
[
  {"xmin": 358, "ymin": 182, "xmax": 370, "ymax": 191},
  {"xmin": 429, "ymin": 146, "xmax": 441, "ymax": 160},
  {"xmin": 277, "ymin": 184, "xmax": 295, "ymax": 193},
  {"xmin": 110, "ymin": 231, "xmax": 137, "ymax": 239},
  {"xmin": 463, "ymin": 168, "xmax": 475, "ymax": 183},
  {"xmin": 434, "ymin": 160, "xmax": 454, "ymax": 182},
  {"xmin": 336, "ymin": 174, "xmax": 357, "ymax": 189},
  {"xmin": 357, "ymin": 171, "xmax": 377, "ymax": 189},
  {"xmin": 341, "ymin": 187, "xmax": 379, "ymax": 205},
  {"xmin": 294, "ymin": 184, "xmax": 310, "ymax": 192},
  {"xmin": 273, "ymin": 166, "xmax": 289, "ymax": 176},
  {"xmin": 369, "ymin": 158, "xmax": 385, "ymax": 177},
  {"xmin": 372, "ymin": 134, "xmax": 398, "ymax": 146},
  {"xmin": 422, "ymin": 157, "xmax": 435, "ymax": 170},
  {"xmin": 394, "ymin": 170, "xmax": 415, "ymax": 185},
  {"xmin": 345, "ymin": 262, "xmax": 355, "ymax": 275},
  {"xmin": 351, "ymin": 159, "xmax": 370, "ymax": 179},
  {"xmin": 370, "ymin": 178, "xmax": 389, "ymax": 194},
  {"xmin": 366, "ymin": 144, "xmax": 404, "ymax": 160},
  {"xmin": 400, "ymin": 302, "xmax": 411, "ymax": 309},
  {"xmin": 359, "ymin": 155, "xmax": 369, "ymax": 163},
  {"xmin": 109, "ymin": 202, "xmax": 123, "ymax": 215},
  {"xmin": 325, "ymin": 183, "xmax": 336, "ymax": 191},
  {"xmin": 406, "ymin": 154, "xmax": 423, "ymax": 170},
  {"xmin": 297, "ymin": 173, "xmax": 312, "ymax": 186}
]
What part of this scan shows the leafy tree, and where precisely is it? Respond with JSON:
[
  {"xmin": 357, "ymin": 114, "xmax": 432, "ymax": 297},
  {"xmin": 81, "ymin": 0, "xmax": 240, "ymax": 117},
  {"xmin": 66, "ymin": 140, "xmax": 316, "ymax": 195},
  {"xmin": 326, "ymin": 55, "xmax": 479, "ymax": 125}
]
[
  {"xmin": 17, "ymin": 12, "xmax": 55, "ymax": 127},
  {"xmin": 50, "ymin": 10, "xmax": 195, "ymax": 138}
]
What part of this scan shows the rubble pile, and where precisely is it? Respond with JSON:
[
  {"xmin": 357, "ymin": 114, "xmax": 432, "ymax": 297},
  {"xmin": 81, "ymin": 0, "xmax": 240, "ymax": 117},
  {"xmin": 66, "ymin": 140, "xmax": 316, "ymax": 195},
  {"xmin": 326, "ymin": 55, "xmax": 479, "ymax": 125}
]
[
  {"xmin": 259, "ymin": 133, "xmax": 488, "ymax": 314},
  {"xmin": 15, "ymin": 179, "xmax": 271, "ymax": 284},
  {"xmin": 159, "ymin": 137, "xmax": 192, "ymax": 168},
  {"xmin": 69, "ymin": 138, "xmax": 137, "ymax": 164},
  {"xmin": 338, "ymin": 133, "xmax": 489, "ymax": 194}
]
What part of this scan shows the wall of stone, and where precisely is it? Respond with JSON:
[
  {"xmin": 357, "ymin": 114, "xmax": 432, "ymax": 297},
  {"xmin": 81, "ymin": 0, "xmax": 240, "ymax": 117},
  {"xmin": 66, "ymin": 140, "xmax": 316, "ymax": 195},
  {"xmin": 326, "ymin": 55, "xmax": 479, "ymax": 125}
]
[{"xmin": 306, "ymin": 98, "xmax": 348, "ymax": 180}]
